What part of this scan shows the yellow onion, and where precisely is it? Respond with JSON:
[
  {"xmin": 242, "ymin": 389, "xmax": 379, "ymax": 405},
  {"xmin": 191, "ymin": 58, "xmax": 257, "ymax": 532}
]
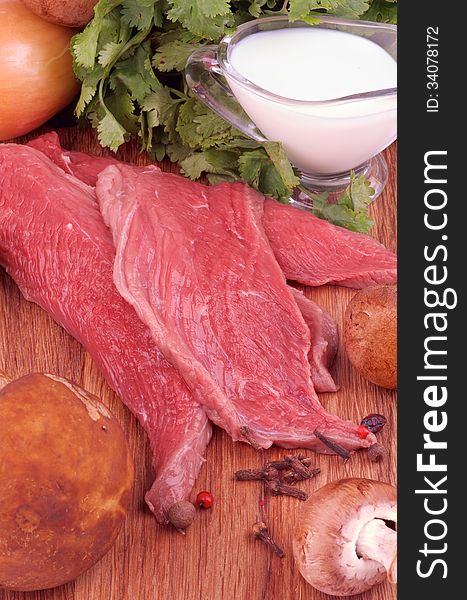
[{"xmin": 0, "ymin": 0, "xmax": 79, "ymax": 141}]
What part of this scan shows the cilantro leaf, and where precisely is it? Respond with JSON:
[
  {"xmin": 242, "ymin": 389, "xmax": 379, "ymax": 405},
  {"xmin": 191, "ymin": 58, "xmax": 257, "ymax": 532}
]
[
  {"xmin": 153, "ymin": 39, "xmax": 202, "ymax": 72},
  {"xmin": 97, "ymin": 111, "xmax": 128, "ymax": 151},
  {"xmin": 121, "ymin": 0, "xmax": 157, "ymax": 29},
  {"xmin": 288, "ymin": 0, "xmax": 369, "ymax": 22},
  {"xmin": 248, "ymin": 0, "xmax": 268, "ymax": 18},
  {"xmin": 362, "ymin": 0, "xmax": 397, "ymax": 23},
  {"xmin": 238, "ymin": 147, "xmax": 296, "ymax": 202},
  {"xmin": 105, "ymin": 91, "xmax": 140, "ymax": 135},
  {"xmin": 141, "ymin": 87, "xmax": 182, "ymax": 150},
  {"xmin": 75, "ymin": 64, "xmax": 105, "ymax": 116},
  {"xmin": 310, "ymin": 172, "xmax": 374, "ymax": 232},
  {"xmin": 166, "ymin": 0, "xmax": 232, "ymax": 39},
  {"xmin": 176, "ymin": 97, "xmax": 235, "ymax": 150},
  {"xmin": 73, "ymin": 1, "xmax": 123, "ymax": 69},
  {"xmin": 348, "ymin": 172, "xmax": 374, "ymax": 212},
  {"xmin": 98, "ymin": 40, "xmax": 125, "ymax": 67},
  {"xmin": 263, "ymin": 141, "xmax": 300, "ymax": 191},
  {"xmin": 180, "ymin": 150, "xmax": 237, "ymax": 180},
  {"xmin": 110, "ymin": 43, "xmax": 159, "ymax": 103}
]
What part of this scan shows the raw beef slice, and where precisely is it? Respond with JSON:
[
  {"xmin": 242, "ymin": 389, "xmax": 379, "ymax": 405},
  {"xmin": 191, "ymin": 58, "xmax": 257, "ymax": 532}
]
[
  {"xmin": 0, "ymin": 144, "xmax": 212, "ymax": 524},
  {"xmin": 263, "ymin": 199, "xmax": 397, "ymax": 288},
  {"xmin": 28, "ymin": 133, "xmax": 396, "ymax": 289},
  {"xmin": 27, "ymin": 133, "xmax": 339, "ymax": 394},
  {"xmin": 290, "ymin": 288, "xmax": 339, "ymax": 393},
  {"xmin": 96, "ymin": 164, "xmax": 375, "ymax": 453}
]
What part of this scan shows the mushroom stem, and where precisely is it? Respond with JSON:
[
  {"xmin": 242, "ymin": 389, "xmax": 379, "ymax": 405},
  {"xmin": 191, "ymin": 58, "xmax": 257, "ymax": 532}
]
[{"xmin": 356, "ymin": 519, "xmax": 397, "ymax": 583}]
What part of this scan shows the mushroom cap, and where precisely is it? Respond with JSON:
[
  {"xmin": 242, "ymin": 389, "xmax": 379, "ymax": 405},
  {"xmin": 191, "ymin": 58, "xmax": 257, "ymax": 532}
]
[
  {"xmin": 293, "ymin": 478, "xmax": 397, "ymax": 597},
  {"xmin": 0, "ymin": 373, "xmax": 134, "ymax": 591},
  {"xmin": 343, "ymin": 284, "xmax": 397, "ymax": 390}
]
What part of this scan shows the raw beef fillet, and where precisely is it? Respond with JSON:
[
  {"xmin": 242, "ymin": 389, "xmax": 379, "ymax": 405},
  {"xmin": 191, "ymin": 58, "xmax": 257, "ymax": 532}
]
[
  {"xmin": 28, "ymin": 133, "xmax": 396, "ymax": 290},
  {"xmin": 96, "ymin": 164, "xmax": 375, "ymax": 453},
  {"xmin": 28, "ymin": 133, "xmax": 339, "ymax": 395},
  {"xmin": 290, "ymin": 288, "xmax": 339, "ymax": 393},
  {"xmin": 263, "ymin": 199, "xmax": 397, "ymax": 288},
  {"xmin": 0, "ymin": 144, "xmax": 212, "ymax": 524},
  {"xmin": 28, "ymin": 132, "xmax": 123, "ymax": 187}
]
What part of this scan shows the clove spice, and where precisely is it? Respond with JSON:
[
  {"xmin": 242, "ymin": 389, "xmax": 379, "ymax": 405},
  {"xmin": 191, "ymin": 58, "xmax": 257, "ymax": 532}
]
[
  {"xmin": 313, "ymin": 429, "xmax": 351, "ymax": 461},
  {"xmin": 235, "ymin": 469, "xmax": 267, "ymax": 481},
  {"xmin": 235, "ymin": 455, "xmax": 319, "ymax": 482},
  {"xmin": 252, "ymin": 521, "xmax": 285, "ymax": 558},
  {"xmin": 265, "ymin": 480, "xmax": 308, "ymax": 500},
  {"xmin": 234, "ymin": 465, "xmax": 281, "ymax": 482},
  {"xmin": 282, "ymin": 466, "xmax": 321, "ymax": 485},
  {"xmin": 234, "ymin": 454, "xmax": 319, "ymax": 502}
]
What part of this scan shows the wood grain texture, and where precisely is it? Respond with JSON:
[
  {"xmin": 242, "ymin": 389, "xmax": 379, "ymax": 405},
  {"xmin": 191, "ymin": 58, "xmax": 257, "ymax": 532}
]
[{"xmin": 0, "ymin": 129, "xmax": 397, "ymax": 600}]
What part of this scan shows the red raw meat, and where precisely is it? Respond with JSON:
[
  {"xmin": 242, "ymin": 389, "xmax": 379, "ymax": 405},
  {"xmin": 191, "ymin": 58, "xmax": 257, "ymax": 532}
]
[
  {"xmin": 290, "ymin": 288, "xmax": 339, "ymax": 393},
  {"xmin": 28, "ymin": 133, "xmax": 340, "ymax": 395},
  {"xmin": 28, "ymin": 133, "xmax": 396, "ymax": 290},
  {"xmin": 0, "ymin": 144, "xmax": 212, "ymax": 524},
  {"xmin": 263, "ymin": 199, "xmax": 397, "ymax": 288},
  {"xmin": 96, "ymin": 163, "xmax": 375, "ymax": 453},
  {"xmin": 28, "ymin": 132, "xmax": 122, "ymax": 187}
]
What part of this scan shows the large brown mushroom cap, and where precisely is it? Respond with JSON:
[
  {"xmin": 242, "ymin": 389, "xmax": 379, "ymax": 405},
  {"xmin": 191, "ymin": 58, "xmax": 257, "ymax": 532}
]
[
  {"xmin": 344, "ymin": 284, "xmax": 397, "ymax": 389},
  {"xmin": 0, "ymin": 374, "xmax": 134, "ymax": 591},
  {"xmin": 293, "ymin": 478, "xmax": 397, "ymax": 597}
]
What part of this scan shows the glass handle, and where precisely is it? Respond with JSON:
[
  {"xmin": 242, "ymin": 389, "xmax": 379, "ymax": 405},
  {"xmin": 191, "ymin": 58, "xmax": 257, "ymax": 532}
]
[{"xmin": 185, "ymin": 46, "xmax": 267, "ymax": 143}]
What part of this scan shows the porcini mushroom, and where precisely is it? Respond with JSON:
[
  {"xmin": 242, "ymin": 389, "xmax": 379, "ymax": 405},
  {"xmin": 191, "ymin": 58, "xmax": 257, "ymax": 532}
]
[{"xmin": 293, "ymin": 478, "xmax": 397, "ymax": 596}]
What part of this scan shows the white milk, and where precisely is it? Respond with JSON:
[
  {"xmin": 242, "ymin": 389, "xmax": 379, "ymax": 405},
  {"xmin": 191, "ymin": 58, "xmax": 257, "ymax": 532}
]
[{"xmin": 227, "ymin": 28, "xmax": 397, "ymax": 175}]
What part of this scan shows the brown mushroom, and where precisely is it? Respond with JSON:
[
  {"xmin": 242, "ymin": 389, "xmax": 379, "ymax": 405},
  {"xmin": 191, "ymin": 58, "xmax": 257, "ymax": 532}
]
[
  {"xmin": 293, "ymin": 478, "xmax": 397, "ymax": 596},
  {"xmin": 343, "ymin": 284, "xmax": 397, "ymax": 389},
  {"xmin": 0, "ymin": 373, "xmax": 134, "ymax": 591}
]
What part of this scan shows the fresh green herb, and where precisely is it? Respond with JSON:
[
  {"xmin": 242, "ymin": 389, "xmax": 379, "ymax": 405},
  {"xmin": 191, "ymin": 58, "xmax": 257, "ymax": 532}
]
[
  {"xmin": 72, "ymin": 0, "xmax": 397, "ymax": 231},
  {"xmin": 362, "ymin": 0, "xmax": 397, "ymax": 24},
  {"xmin": 309, "ymin": 172, "xmax": 375, "ymax": 232}
]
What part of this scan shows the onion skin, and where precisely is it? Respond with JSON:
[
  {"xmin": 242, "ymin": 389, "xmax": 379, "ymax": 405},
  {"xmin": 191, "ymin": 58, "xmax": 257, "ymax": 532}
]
[
  {"xmin": 21, "ymin": 0, "xmax": 98, "ymax": 27},
  {"xmin": 0, "ymin": 0, "xmax": 79, "ymax": 141}
]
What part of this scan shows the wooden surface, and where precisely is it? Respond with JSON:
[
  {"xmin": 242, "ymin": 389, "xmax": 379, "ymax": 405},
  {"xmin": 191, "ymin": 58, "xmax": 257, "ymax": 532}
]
[{"xmin": 0, "ymin": 130, "xmax": 397, "ymax": 600}]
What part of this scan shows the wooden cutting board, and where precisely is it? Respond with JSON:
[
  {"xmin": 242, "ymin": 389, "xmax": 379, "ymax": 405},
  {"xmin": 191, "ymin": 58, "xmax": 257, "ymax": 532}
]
[{"xmin": 0, "ymin": 130, "xmax": 397, "ymax": 600}]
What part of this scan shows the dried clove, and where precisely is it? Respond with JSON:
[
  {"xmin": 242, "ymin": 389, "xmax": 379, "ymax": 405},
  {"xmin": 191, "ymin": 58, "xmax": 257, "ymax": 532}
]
[
  {"xmin": 235, "ymin": 469, "xmax": 266, "ymax": 481},
  {"xmin": 296, "ymin": 454, "xmax": 313, "ymax": 466},
  {"xmin": 234, "ymin": 466, "xmax": 280, "ymax": 482},
  {"xmin": 282, "ymin": 469, "xmax": 300, "ymax": 485},
  {"xmin": 264, "ymin": 466, "xmax": 280, "ymax": 480},
  {"xmin": 266, "ymin": 455, "xmax": 314, "ymax": 471},
  {"xmin": 266, "ymin": 480, "xmax": 308, "ymax": 500},
  {"xmin": 313, "ymin": 429, "xmax": 351, "ymax": 461},
  {"xmin": 285, "ymin": 455, "xmax": 315, "ymax": 479},
  {"xmin": 252, "ymin": 521, "xmax": 285, "ymax": 558},
  {"xmin": 266, "ymin": 459, "xmax": 293, "ymax": 471},
  {"xmin": 282, "ymin": 466, "xmax": 320, "ymax": 485}
]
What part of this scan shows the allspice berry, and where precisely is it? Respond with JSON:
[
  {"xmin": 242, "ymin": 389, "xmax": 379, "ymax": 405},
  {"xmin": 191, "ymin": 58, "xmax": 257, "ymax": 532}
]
[
  {"xmin": 167, "ymin": 501, "xmax": 196, "ymax": 530},
  {"xmin": 368, "ymin": 443, "xmax": 387, "ymax": 463}
]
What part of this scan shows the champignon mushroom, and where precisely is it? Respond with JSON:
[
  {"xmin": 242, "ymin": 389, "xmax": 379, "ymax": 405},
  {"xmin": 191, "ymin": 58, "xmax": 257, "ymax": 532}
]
[{"xmin": 293, "ymin": 478, "xmax": 397, "ymax": 597}]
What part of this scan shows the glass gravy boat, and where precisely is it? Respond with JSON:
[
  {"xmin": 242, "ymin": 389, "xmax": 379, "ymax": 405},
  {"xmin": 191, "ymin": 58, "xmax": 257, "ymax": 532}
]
[{"xmin": 186, "ymin": 15, "xmax": 397, "ymax": 200}]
